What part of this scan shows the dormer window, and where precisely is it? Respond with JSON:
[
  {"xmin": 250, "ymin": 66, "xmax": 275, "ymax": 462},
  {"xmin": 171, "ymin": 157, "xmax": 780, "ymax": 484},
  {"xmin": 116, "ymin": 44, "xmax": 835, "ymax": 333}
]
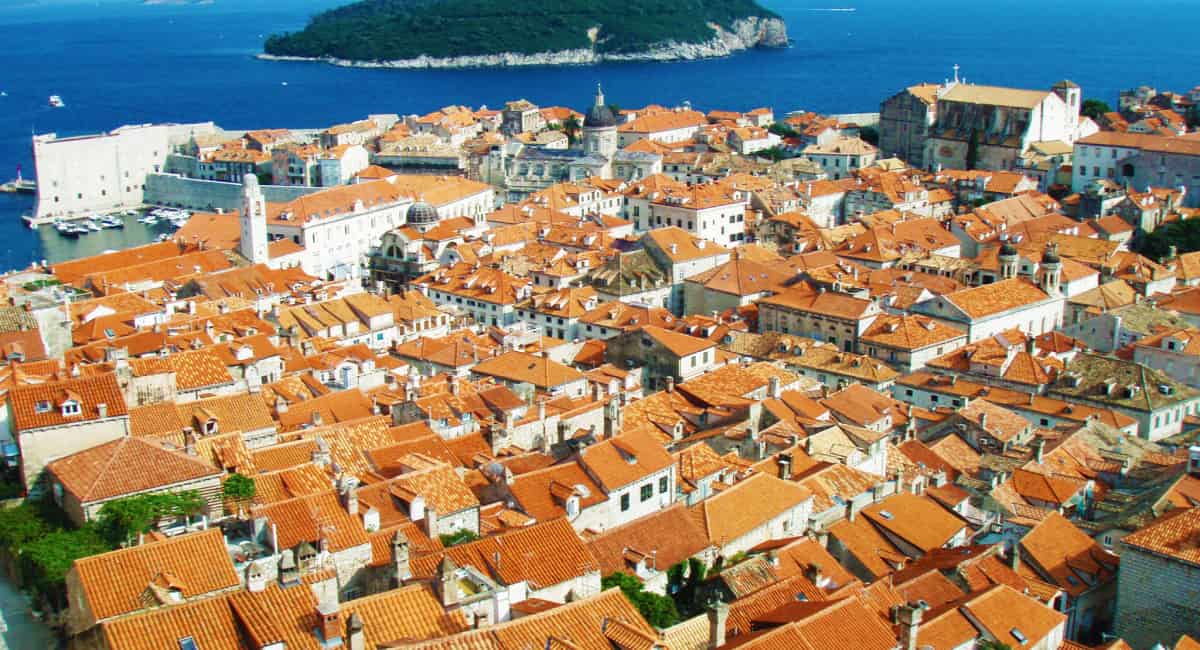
[
  {"xmin": 35, "ymin": 400, "xmax": 51, "ymax": 414},
  {"xmin": 61, "ymin": 400, "xmax": 81, "ymax": 417},
  {"xmin": 203, "ymin": 418, "xmax": 219, "ymax": 435}
]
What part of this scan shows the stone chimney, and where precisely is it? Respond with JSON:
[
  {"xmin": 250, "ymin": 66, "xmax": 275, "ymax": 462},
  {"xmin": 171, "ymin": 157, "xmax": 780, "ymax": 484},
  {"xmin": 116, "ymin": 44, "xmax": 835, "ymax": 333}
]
[
  {"xmin": 97, "ymin": 402, "xmax": 108, "ymax": 419},
  {"xmin": 340, "ymin": 476, "xmax": 359, "ymax": 516},
  {"xmin": 436, "ymin": 556, "xmax": 459, "ymax": 607},
  {"xmin": 777, "ymin": 452, "xmax": 792, "ymax": 480},
  {"xmin": 347, "ymin": 612, "xmax": 365, "ymax": 650},
  {"xmin": 424, "ymin": 504, "xmax": 439, "ymax": 538},
  {"xmin": 894, "ymin": 602, "xmax": 925, "ymax": 650},
  {"xmin": 666, "ymin": 376, "xmax": 675, "ymax": 393},
  {"xmin": 392, "ymin": 529, "xmax": 411, "ymax": 585},
  {"xmin": 1034, "ymin": 437, "xmax": 1045, "ymax": 464},
  {"xmin": 312, "ymin": 410, "xmax": 325, "ymax": 427},
  {"xmin": 707, "ymin": 601, "xmax": 729, "ymax": 649},
  {"xmin": 769, "ymin": 376, "xmax": 781, "ymax": 399}
]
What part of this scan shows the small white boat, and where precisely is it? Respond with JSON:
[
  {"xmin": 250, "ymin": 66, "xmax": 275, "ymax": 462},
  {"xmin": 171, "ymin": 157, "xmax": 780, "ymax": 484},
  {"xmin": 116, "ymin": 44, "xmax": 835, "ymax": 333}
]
[
  {"xmin": 85, "ymin": 220, "xmax": 102, "ymax": 231},
  {"xmin": 48, "ymin": 95, "xmax": 64, "ymax": 108}
]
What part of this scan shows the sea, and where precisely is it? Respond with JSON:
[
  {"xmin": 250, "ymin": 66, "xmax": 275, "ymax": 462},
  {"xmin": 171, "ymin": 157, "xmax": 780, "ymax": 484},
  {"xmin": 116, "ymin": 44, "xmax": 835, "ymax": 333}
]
[{"xmin": 0, "ymin": 0, "xmax": 1197, "ymax": 270}]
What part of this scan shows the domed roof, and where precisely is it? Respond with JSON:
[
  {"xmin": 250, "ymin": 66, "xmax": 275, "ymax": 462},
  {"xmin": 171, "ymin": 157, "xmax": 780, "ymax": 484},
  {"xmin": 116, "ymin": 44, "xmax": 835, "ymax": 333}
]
[
  {"xmin": 584, "ymin": 83, "xmax": 617, "ymax": 129},
  {"xmin": 1042, "ymin": 245, "xmax": 1061, "ymax": 265},
  {"xmin": 407, "ymin": 199, "xmax": 438, "ymax": 225},
  {"xmin": 999, "ymin": 241, "xmax": 1018, "ymax": 257},
  {"xmin": 585, "ymin": 103, "xmax": 617, "ymax": 129}
]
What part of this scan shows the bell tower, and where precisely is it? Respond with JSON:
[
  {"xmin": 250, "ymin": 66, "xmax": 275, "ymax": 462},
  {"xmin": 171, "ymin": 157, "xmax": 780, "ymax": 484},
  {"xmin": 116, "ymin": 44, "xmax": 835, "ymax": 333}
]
[{"xmin": 239, "ymin": 174, "xmax": 269, "ymax": 265}]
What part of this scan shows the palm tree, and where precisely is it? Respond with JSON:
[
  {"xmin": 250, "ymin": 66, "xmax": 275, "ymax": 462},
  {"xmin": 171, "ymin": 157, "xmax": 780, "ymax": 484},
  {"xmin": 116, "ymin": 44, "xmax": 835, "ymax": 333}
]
[{"xmin": 563, "ymin": 115, "xmax": 582, "ymax": 146}]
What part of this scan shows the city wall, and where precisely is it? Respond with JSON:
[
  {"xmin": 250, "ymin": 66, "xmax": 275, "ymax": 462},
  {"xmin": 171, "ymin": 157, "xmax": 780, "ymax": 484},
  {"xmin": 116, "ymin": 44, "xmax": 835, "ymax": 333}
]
[{"xmin": 144, "ymin": 173, "xmax": 320, "ymax": 213}]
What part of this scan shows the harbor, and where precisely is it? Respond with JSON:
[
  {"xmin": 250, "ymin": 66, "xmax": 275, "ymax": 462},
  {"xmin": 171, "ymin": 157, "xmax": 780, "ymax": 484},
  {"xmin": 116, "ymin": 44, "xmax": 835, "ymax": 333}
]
[{"xmin": 27, "ymin": 206, "xmax": 186, "ymax": 267}]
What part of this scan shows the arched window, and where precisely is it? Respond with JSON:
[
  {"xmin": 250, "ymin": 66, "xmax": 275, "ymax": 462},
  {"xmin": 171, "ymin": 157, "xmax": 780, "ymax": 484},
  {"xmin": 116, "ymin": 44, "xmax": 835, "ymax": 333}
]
[{"xmin": 1121, "ymin": 163, "xmax": 1135, "ymax": 178}]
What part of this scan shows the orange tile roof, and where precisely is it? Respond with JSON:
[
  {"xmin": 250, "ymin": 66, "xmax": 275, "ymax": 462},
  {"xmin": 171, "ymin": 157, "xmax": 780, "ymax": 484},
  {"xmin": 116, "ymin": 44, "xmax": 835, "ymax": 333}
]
[
  {"xmin": 959, "ymin": 583, "xmax": 1067, "ymax": 648},
  {"xmin": 254, "ymin": 490, "xmax": 369, "ymax": 553},
  {"xmin": 1019, "ymin": 511, "xmax": 1117, "ymax": 596},
  {"xmin": 507, "ymin": 461, "xmax": 606, "ymax": 522},
  {"xmin": 72, "ymin": 528, "xmax": 239, "ymax": 622},
  {"xmin": 48, "ymin": 437, "xmax": 221, "ymax": 503},
  {"xmin": 861, "ymin": 492, "xmax": 968, "ymax": 553},
  {"xmin": 690, "ymin": 473, "xmax": 811, "ymax": 546},
  {"xmin": 392, "ymin": 587, "xmax": 652, "ymax": 650},
  {"xmin": 579, "ymin": 429, "xmax": 673, "ymax": 493},
  {"xmin": 410, "ymin": 518, "xmax": 597, "ymax": 590},
  {"xmin": 1120, "ymin": 507, "xmax": 1200, "ymax": 567},
  {"xmin": 470, "ymin": 351, "xmax": 584, "ymax": 389},
  {"xmin": 859, "ymin": 314, "xmax": 965, "ymax": 350},
  {"xmin": 9, "ymin": 372, "xmax": 127, "ymax": 432},
  {"xmin": 942, "ymin": 278, "xmax": 1051, "ymax": 319}
]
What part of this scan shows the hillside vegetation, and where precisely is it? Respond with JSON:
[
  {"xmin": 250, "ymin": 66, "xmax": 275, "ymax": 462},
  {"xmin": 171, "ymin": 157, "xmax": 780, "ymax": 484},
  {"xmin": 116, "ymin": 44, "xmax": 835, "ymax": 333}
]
[{"xmin": 264, "ymin": 0, "xmax": 780, "ymax": 60}]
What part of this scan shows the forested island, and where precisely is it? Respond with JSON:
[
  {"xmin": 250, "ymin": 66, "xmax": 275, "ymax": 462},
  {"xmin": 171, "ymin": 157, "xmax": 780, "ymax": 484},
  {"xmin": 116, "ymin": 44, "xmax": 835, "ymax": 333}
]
[{"xmin": 262, "ymin": 0, "xmax": 788, "ymax": 68}]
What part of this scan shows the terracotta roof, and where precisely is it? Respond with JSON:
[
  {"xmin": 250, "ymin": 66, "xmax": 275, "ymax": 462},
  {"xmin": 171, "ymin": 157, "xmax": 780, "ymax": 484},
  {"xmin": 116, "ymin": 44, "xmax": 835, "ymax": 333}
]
[
  {"xmin": 689, "ymin": 473, "xmax": 811, "ymax": 546},
  {"xmin": 580, "ymin": 429, "xmax": 673, "ymax": 493},
  {"xmin": 48, "ymin": 437, "xmax": 221, "ymax": 504},
  {"xmin": 254, "ymin": 490, "xmax": 370, "ymax": 552},
  {"xmin": 941, "ymin": 278, "xmax": 1052, "ymax": 320},
  {"xmin": 1020, "ymin": 511, "xmax": 1117, "ymax": 596},
  {"xmin": 390, "ymin": 587, "xmax": 652, "ymax": 650},
  {"xmin": 507, "ymin": 461, "xmax": 605, "ymax": 522},
  {"xmin": 1120, "ymin": 507, "xmax": 1200, "ymax": 567},
  {"xmin": 685, "ymin": 257, "xmax": 791, "ymax": 297},
  {"xmin": 827, "ymin": 516, "xmax": 907, "ymax": 579},
  {"xmin": 72, "ymin": 528, "xmax": 239, "ymax": 622},
  {"xmin": 959, "ymin": 583, "xmax": 1067, "ymax": 648},
  {"xmin": 410, "ymin": 518, "xmax": 597, "ymax": 590},
  {"xmin": 585, "ymin": 503, "xmax": 709, "ymax": 577},
  {"xmin": 861, "ymin": 492, "xmax": 968, "ymax": 554},
  {"xmin": 9, "ymin": 372, "xmax": 128, "ymax": 432},
  {"xmin": 859, "ymin": 314, "xmax": 965, "ymax": 350},
  {"xmin": 470, "ymin": 351, "xmax": 584, "ymax": 389}
]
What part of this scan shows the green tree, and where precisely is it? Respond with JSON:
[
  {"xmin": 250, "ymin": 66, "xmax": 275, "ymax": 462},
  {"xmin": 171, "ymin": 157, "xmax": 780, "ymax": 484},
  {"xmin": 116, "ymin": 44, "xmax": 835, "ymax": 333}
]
[
  {"xmin": 438, "ymin": 529, "xmax": 479, "ymax": 547},
  {"xmin": 965, "ymin": 128, "xmax": 981, "ymax": 170},
  {"xmin": 1135, "ymin": 218, "xmax": 1200, "ymax": 261},
  {"xmin": 1081, "ymin": 98, "xmax": 1112, "ymax": 120},
  {"xmin": 768, "ymin": 122, "xmax": 799, "ymax": 138},
  {"xmin": 223, "ymin": 473, "xmax": 256, "ymax": 518},
  {"xmin": 97, "ymin": 491, "xmax": 206, "ymax": 546},
  {"xmin": 977, "ymin": 641, "xmax": 1013, "ymax": 650},
  {"xmin": 22, "ymin": 527, "xmax": 110, "ymax": 606},
  {"xmin": 603, "ymin": 572, "xmax": 680, "ymax": 628}
]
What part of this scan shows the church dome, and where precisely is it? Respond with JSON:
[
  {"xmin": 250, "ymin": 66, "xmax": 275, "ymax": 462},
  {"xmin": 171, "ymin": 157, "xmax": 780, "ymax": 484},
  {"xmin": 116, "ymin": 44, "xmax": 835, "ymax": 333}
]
[
  {"xmin": 999, "ymin": 241, "xmax": 1018, "ymax": 257},
  {"xmin": 407, "ymin": 199, "xmax": 438, "ymax": 226},
  {"xmin": 585, "ymin": 103, "xmax": 617, "ymax": 129},
  {"xmin": 1042, "ymin": 246, "xmax": 1061, "ymax": 265},
  {"xmin": 584, "ymin": 83, "xmax": 617, "ymax": 128}
]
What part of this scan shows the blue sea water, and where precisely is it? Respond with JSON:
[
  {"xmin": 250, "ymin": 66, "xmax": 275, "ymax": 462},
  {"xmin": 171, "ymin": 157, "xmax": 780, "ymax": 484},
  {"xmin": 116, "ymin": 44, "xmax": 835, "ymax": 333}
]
[{"xmin": 0, "ymin": 0, "xmax": 1197, "ymax": 269}]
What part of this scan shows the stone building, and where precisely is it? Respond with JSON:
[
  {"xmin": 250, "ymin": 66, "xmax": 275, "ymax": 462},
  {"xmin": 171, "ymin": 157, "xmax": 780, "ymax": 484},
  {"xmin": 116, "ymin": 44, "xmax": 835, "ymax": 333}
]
[
  {"xmin": 1114, "ymin": 507, "xmax": 1200, "ymax": 649},
  {"xmin": 879, "ymin": 83, "xmax": 939, "ymax": 168}
]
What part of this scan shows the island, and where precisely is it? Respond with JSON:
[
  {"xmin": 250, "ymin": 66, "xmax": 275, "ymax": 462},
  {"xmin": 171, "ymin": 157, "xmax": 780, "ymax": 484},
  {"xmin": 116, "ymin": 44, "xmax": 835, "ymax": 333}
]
[{"xmin": 261, "ymin": 0, "xmax": 788, "ymax": 69}]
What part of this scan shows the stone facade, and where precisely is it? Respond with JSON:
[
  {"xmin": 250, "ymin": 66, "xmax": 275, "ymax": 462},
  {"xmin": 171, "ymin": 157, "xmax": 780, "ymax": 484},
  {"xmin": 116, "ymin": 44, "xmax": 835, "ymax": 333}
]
[{"xmin": 1114, "ymin": 545, "xmax": 1200, "ymax": 649}]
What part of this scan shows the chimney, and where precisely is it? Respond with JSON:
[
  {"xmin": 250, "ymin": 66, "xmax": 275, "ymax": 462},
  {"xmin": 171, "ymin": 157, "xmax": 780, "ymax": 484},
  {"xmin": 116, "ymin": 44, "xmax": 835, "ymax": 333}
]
[
  {"xmin": 183, "ymin": 427, "xmax": 197, "ymax": 456},
  {"xmin": 707, "ymin": 602, "xmax": 729, "ymax": 649},
  {"xmin": 1034, "ymin": 437, "xmax": 1045, "ymax": 464},
  {"xmin": 340, "ymin": 476, "xmax": 359, "ymax": 516},
  {"xmin": 803, "ymin": 562, "xmax": 823, "ymax": 586},
  {"xmin": 895, "ymin": 602, "xmax": 925, "ymax": 650},
  {"xmin": 769, "ymin": 376, "xmax": 781, "ymax": 399},
  {"xmin": 312, "ymin": 410, "xmax": 325, "ymax": 427},
  {"xmin": 246, "ymin": 560, "xmax": 267, "ymax": 593},
  {"xmin": 317, "ymin": 600, "xmax": 343, "ymax": 648},
  {"xmin": 424, "ymin": 505, "xmax": 439, "ymax": 538},
  {"xmin": 347, "ymin": 613, "xmax": 365, "ymax": 650},
  {"xmin": 97, "ymin": 402, "xmax": 108, "ymax": 419},
  {"xmin": 1009, "ymin": 543, "xmax": 1021, "ymax": 570},
  {"xmin": 977, "ymin": 412, "xmax": 987, "ymax": 432},
  {"xmin": 666, "ymin": 376, "xmax": 675, "ymax": 393},
  {"xmin": 777, "ymin": 452, "xmax": 792, "ymax": 480},
  {"xmin": 392, "ymin": 529, "xmax": 411, "ymax": 584}
]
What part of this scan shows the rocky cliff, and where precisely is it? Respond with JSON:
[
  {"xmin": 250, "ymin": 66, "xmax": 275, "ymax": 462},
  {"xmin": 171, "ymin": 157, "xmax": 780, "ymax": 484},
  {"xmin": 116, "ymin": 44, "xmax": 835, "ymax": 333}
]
[{"xmin": 259, "ymin": 16, "xmax": 788, "ymax": 70}]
